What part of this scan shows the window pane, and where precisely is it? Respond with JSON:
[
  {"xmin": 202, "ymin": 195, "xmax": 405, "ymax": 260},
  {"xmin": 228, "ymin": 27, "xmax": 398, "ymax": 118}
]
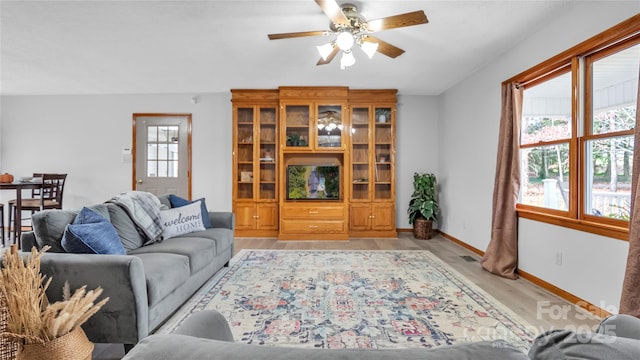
[
  {"xmin": 521, "ymin": 72, "xmax": 572, "ymax": 144},
  {"xmin": 158, "ymin": 161, "xmax": 168, "ymax": 177},
  {"xmin": 147, "ymin": 161, "xmax": 157, "ymax": 177},
  {"xmin": 168, "ymin": 144, "xmax": 178, "ymax": 160},
  {"xmin": 167, "ymin": 126, "xmax": 179, "ymax": 143},
  {"xmin": 158, "ymin": 126, "xmax": 169, "ymax": 142},
  {"xmin": 168, "ymin": 160, "xmax": 178, "ymax": 177},
  {"xmin": 158, "ymin": 144, "xmax": 169, "ymax": 160},
  {"xmin": 519, "ymin": 143, "xmax": 570, "ymax": 210},
  {"xmin": 592, "ymin": 44, "xmax": 639, "ymax": 135},
  {"xmin": 585, "ymin": 135, "xmax": 633, "ymax": 220},
  {"xmin": 147, "ymin": 126, "xmax": 158, "ymax": 142},
  {"xmin": 147, "ymin": 144, "xmax": 157, "ymax": 160}
]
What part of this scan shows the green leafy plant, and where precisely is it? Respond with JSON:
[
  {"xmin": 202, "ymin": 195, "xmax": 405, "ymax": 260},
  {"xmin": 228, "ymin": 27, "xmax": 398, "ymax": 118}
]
[{"xmin": 407, "ymin": 172, "xmax": 439, "ymax": 224}]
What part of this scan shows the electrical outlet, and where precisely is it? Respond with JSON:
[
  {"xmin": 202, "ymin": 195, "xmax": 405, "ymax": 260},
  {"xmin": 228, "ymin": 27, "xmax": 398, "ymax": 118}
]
[{"xmin": 555, "ymin": 252, "xmax": 563, "ymax": 266}]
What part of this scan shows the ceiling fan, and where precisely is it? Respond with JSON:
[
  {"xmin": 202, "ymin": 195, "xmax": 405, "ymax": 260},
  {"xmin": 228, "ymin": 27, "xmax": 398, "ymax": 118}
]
[{"xmin": 268, "ymin": 0, "xmax": 428, "ymax": 69}]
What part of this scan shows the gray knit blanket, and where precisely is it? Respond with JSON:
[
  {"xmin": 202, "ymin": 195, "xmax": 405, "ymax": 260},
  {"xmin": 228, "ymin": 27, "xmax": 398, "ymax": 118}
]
[{"xmin": 107, "ymin": 191, "xmax": 163, "ymax": 244}]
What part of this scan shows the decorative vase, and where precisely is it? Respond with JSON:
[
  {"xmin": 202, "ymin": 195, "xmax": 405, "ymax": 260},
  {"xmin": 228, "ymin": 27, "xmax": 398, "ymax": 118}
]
[
  {"xmin": 17, "ymin": 327, "xmax": 94, "ymax": 360},
  {"xmin": 377, "ymin": 114, "xmax": 386, "ymax": 123}
]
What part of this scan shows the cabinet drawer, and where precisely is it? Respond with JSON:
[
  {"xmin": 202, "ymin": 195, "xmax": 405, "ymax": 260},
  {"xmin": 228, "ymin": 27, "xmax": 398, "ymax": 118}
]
[
  {"xmin": 281, "ymin": 220, "xmax": 345, "ymax": 234},
  {"xmin": 281, "ymin": 206, "xmax": 344, "ymax": 219}
]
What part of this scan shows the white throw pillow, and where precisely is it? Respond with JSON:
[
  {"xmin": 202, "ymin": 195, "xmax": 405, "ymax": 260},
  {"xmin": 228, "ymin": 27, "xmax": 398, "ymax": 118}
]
[{"xmin": 159, "ymin": 201, "xmax": 205, "ymax": 239}]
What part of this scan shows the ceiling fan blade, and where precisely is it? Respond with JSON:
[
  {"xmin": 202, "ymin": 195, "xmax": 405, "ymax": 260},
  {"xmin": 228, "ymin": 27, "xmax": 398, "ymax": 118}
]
[
  {"xmin": 365, "ymin": 36, "xmax": 405, "ymax": 58},
  {"xmin": 315, "ymin": 0, "xmax": 349, "ymax": 26},
  {"xmin": 268, "ymin": 30, "xmax": 327, "ymax": 40},
  {"xmin": 317, "ymin": 45, "xmax": 340, "ymax": 65},
  {"xmin": 365, "ymin": 10, "xmax": 428, "ymax": 32}
]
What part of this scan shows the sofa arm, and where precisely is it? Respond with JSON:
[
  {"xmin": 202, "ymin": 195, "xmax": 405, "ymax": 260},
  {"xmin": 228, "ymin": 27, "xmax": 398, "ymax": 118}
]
[
  {"xmin": 38, "ymin": 252, "xmax": 149, "ymax": 344},
  {"xmin": 208, "ymin": 212, "xmax": 235, "ymax": 230},
  {"xmin": 173, "ymin": 310, "xmax": 235, "ymax": 342},
  {"xmin": 597, "ymin": 314, "xmax": 640, "ymax": 340},
  {"xmin": 21, "ymin": 231, "xmax": 38, "ymax": 251}
]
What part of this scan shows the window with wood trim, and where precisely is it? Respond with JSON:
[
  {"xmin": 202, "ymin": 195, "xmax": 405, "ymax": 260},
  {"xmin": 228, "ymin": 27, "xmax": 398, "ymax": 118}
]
[{"xmin": 514, "ymin": 19, "xmax": 639, "ymax": 240}]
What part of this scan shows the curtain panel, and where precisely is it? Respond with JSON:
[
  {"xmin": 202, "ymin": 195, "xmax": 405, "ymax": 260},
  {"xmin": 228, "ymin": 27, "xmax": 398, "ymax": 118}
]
[
  {"xmin": 481, "ymin": 82, "xmax": 522, "ymax": 280},
  {"xmin": 620, "ymin": 63, "xmax": 640, "ymax": 317}
]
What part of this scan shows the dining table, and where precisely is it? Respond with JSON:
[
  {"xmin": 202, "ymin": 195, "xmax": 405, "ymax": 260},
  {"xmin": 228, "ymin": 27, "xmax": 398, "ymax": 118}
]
[{"xmin": 0, "ymin": 179, "xmax": 43, "ymax": 247}]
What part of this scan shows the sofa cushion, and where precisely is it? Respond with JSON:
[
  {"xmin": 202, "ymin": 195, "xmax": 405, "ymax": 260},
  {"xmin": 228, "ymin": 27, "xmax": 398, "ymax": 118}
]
[
  {"xmin": 157, "ymin": 194, "xmax": 172, "ymax": 209},
  {"xmin": 528, "ymin": 329, "xmax": 640, "ymax": 360},
  {"xmin": 107, "ymin": 203, "xmax": 145, "ymax": 252},
  {"xmin": 31, "ymin": 204, "xmax": 111, "ymax": 253},
  {"xmin": 129, "ymin": 237, "xmax": 215, "ymax": 274},
  {"xmin": 61, "ymin": 207, "xmax": 125, "ymax": 255},
  {"xmin": 133, "ymin": 253, "xmax": 191, "ymax": 306},
  {"xmin": 159, "ymin": 202, "xmax": 205, "ymax": 239},
  {"xmin": 175, "ymin": 228, "xmax": 233, "ymax": 255},
  {"xmin": 169, "ymin": 195, "xmax": 213, "ymax": 229},
  {"xmin": 124, "ymin": 335, "xmax": 529, "ymax": 360}
]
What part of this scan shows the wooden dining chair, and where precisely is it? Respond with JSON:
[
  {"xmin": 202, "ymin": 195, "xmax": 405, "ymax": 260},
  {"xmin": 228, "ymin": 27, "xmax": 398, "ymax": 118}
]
[
  {"xmin": 7, "ymin": 173, "xmax": 68, "ymax": 243},
  {"xmin": 0, "ymin": 202, "xmax": 5, "ymax": 246}
]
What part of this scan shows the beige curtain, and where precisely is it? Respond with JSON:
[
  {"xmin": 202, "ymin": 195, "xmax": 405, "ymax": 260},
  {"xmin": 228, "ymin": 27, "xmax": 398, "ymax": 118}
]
[
  {"xmin": 620, "ymin": 65, "xmax": 640, "ymax": 317},
  {"xmin": 481, "ymin": 82, "xmax": 522, "ymax": 280}
]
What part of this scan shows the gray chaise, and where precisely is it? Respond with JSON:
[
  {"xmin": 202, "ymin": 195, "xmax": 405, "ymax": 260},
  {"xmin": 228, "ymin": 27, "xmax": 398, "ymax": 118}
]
[
  {"xmin": 122, "ymin": 310, "xmax": 640, "ymax": 359},
  {"xmin": 20, "ymin": 194, "xmax": 234, "ymax": 350}
]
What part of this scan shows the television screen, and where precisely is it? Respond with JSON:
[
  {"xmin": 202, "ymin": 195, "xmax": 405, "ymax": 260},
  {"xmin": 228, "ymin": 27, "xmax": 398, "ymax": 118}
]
[{"xmin": 287, "ymin": 165, "xmax": 340, "ymax": 200}]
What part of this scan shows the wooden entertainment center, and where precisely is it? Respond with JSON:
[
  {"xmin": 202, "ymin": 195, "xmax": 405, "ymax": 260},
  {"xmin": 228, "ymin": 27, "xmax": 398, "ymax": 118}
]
[{"xmin": 232, "ymin": 86, "xmax": 397, "ymax": 240}]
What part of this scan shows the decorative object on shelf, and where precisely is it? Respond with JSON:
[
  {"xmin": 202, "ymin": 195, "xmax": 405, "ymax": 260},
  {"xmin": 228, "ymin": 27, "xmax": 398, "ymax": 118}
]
[
  {"xmin": 267, "ymin": 1, "xmax": 428, "ymax": 69},
  {"xmin": 240, "ymin": 172, "xmax": 253, "ymax": 182},
  {"xmin": 376, "ymin": 109, "xmax": 391, "ymax": 123},
  {"xmin": 407, "ymin": 172, "xmax": 439, "ymax": 240},
  {"xmin": 0, "ymin": 245, "xmax": 108, "ymax": 360},
  {"xmin": 0, "ymin": 173, "xmax": 13, "ymax": 183}
]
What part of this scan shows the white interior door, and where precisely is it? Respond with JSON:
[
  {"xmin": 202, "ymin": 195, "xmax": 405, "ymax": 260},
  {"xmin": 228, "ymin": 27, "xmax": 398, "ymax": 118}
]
[{"xmin": 134, "ymin": 114, "xmax": 191, "ymax": 198}]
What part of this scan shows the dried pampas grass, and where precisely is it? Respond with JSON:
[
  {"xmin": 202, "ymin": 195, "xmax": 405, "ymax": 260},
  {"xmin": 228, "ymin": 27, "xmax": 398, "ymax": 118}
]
[{"xmin": 0, "ymin": 245, "xmax": 108, "ymax": 344}]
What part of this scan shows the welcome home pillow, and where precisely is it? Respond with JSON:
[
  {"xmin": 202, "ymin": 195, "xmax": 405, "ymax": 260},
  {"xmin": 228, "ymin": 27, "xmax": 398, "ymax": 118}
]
[
  {"xmin": 61, "ymin": 207, "xmax": 126, "ymax": 255},
  {"xmin": 160, "ymin": 201, "xmax": 206, "ymax": 239},
  {"xmin": 168, "ymin": 194, "xmax": 213, "ymax": 228}
]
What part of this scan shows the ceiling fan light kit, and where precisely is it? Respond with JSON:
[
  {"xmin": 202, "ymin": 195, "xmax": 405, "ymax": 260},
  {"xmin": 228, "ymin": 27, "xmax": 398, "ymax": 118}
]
[{"xmin": 268, "ymin": 0, "xmax": 428, "ymax": 69}]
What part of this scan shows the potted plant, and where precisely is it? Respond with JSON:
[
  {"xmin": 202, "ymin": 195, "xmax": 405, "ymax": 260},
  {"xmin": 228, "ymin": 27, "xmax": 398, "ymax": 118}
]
[{"xmin": 407, "ymin": 172, "xmax": 439, "ymax": 239}]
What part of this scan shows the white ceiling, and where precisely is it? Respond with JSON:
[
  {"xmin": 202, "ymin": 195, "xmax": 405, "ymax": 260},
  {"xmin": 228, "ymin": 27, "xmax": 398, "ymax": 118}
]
[{"xmin": 0, "ymin": 0, "xmax": 578, "ymax": 96}]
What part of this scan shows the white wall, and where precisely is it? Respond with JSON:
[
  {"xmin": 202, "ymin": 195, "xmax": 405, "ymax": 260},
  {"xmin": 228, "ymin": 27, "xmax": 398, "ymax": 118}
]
[
  {"xmin": 0, "ymin": 92, "xmax": 440, "ymax": 228},
  {"xmin": 438, "ymin": 1, "xmax": 639, "ymax": 311},
  {"xmin": 396, "ymin": 95, "xmax": 440, "ymax": 229},
  {"xmin": 0, "ymin": 93, "xmax": 233, "ymax": 210}
]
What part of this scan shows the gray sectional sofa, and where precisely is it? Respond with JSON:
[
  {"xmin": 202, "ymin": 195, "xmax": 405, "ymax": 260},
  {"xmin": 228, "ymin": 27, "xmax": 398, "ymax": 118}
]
[
  {"xmin": 20, "ymin": 193, "xmax": 234, "ymax": 350},
  {"xmin": 123, "ymin": 310, "xmax": 640, "ymax": 359}
]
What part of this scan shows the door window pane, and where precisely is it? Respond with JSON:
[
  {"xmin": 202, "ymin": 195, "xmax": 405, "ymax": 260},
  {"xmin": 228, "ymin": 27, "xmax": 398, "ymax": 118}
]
[
  {"xmin": 146, "ymin": 125, "xmax": 179, "ymax": 178},
  {"xmin": 147, "ymin": 161, "xmax": 157, "ymax": 177}
]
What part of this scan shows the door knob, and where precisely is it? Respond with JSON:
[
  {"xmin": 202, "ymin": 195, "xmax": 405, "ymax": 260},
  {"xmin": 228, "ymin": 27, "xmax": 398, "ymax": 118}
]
[{"xmin": 137, "ymin": 179, "xmax": 143, "ymax": 184}]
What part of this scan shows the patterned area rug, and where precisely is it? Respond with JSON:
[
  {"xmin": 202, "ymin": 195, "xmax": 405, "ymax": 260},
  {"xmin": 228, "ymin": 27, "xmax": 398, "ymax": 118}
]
[{"xmin": 158, "ymin": 250, "xmax": 535, "ymax": 351}]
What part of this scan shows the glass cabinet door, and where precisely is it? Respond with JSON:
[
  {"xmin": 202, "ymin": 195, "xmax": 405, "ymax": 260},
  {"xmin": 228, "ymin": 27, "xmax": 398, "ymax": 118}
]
[
  {"xmin": 258, "ymin": 106, "xmax": 277, "ymax": 201},
  {"xmin": 236, "ymin": 107, "xmax": 254, "ymax": 200},
  {"xmin": 374, "ymin": 107, "xmax": 393, "ymax": 200},
  {"xmin": 351, "ymin": 106, "xmax": 370, "ymax": 201},
  {"xmin": 317, "ymin": 104, "xmax": 343, "ymax": 148},
  {"xmin": 284, "ymin": 104, "xmax": 310, "ymax": 148}
]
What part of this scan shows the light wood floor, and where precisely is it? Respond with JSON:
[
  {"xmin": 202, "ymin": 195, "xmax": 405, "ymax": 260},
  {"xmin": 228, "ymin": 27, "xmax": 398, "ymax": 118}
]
[{"xmin": 93, "ymin": 233, "xmax": 601, "ymax": 359}]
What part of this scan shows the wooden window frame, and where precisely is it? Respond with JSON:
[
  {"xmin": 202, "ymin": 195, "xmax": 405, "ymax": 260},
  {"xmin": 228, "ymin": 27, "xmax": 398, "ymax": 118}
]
[{"xmin": 511, "ymin": 14, "xmax": 640, "ymax": 241}]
